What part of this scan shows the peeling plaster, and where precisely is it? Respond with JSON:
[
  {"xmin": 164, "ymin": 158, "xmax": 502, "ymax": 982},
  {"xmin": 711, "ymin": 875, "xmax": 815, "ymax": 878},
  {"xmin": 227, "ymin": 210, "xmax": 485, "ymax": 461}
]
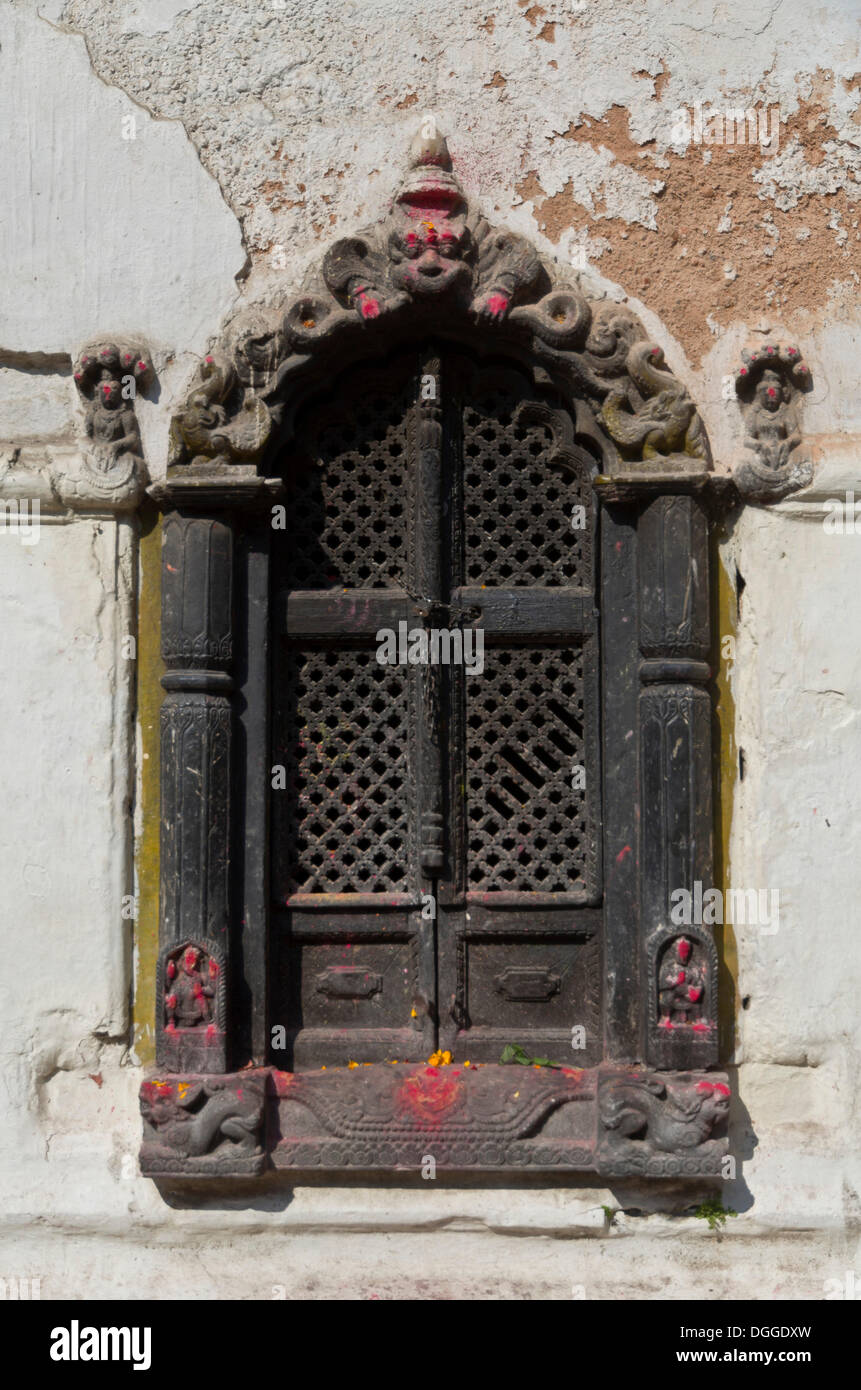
[{"xmin": 0, "ymin": 4, "xmax": 244, "ymax": 356}]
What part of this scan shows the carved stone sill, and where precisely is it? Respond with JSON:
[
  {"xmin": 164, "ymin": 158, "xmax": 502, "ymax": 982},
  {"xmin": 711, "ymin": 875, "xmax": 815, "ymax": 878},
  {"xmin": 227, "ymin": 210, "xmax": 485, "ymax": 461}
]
[
  {"xmin": 593, "ymin": 457, "xmax": 736, "ymax": 509},
  {"xmin": 148, "ymin": 463, "xmax": 285, "ymax": 511},
  {"xmin": 139, "ymin": 1064, "xmax": 730, "ymax": 1179}
]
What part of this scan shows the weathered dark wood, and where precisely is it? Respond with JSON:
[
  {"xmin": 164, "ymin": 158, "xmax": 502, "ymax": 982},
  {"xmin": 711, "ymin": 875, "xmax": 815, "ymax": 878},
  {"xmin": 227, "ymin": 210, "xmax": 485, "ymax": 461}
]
[
  {"xmin": 158, "ymin": 512, "xmax": 235, "ymax": 1072},
  {"xmin": 282, "ymin": 589, "xmax": 413, "ymax": 638},
  {"xmin": 636, "ymin": 494, "xmax": 717, "ymax": 1070},
  {"xmin": 143, "ymin": 129, "xmax": 734, "ymax": 1177},
  {"xmin": 234, "ymin": 521, "xmax": 271, "ymax": 1065},
  {"xmin": 451, "ymin": 586, "xmax": 596, "ymax": 638},
  {"xmin": 599, "ymin": 505, "xmax": 640, "ymax": 1063}
]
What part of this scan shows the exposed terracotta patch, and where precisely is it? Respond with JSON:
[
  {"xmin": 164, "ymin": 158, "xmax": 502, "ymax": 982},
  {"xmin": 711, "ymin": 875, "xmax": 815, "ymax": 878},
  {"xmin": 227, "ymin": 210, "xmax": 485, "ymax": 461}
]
[
  {"xmin": 396, "ymin": 92, "xmax": 419, "ymax": 109},
  {"xmin": 517, "ymin": 96, "xmax": 861, "ymax": 365},
  {"xmin": 479, "ymin": 14, "xmax": 495, "ymax": 32},
  {"xmin": 537, "ymin": 20, "xmax": 556, "ymax": 42},
  {"xmin": 484, "ymin": 71, "xmax": 507, "ymax": 89},
  {"xmin": 522, "ymin": 3, "xmax": 546, "ymax": 25}
]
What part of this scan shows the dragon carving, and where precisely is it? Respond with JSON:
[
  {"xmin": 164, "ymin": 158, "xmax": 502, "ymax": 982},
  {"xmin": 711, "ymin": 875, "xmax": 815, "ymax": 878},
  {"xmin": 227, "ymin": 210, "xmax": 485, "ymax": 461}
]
[
  {"xmin": 599, "ymin": 342, "xmax": 710, "ymax": 462},
  {"xmin": 600, "ymin": 1073, "xmax": 729, "ymax": 1156},
  {"xmin": 140, "ymin": 1075, "xmax": 264, "ymax": 1162}
]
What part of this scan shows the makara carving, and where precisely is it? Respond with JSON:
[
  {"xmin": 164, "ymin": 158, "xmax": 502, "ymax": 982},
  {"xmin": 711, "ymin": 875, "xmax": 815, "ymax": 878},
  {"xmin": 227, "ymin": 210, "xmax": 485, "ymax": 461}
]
[
  {"xmin": 139, "ymin": 1072, "xmax": 266, "ymax": 1176},
  {"xmin": 733, "ymin": 342, "xmax": 812, "ymax": 500},
  {"xmin": 598, "ymin": 1071, "xmax": 730, "ymax": 1175}
]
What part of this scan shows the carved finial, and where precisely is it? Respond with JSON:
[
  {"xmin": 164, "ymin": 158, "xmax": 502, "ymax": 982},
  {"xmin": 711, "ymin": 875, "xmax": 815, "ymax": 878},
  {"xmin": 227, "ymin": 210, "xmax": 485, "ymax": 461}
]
[
  {"xmin": 397, "ymin": 122, "xmax": 464, "ymax": 213},
  {"xmin": 408, "ymin": 125, "xmax": 452, "ymax": 171}
]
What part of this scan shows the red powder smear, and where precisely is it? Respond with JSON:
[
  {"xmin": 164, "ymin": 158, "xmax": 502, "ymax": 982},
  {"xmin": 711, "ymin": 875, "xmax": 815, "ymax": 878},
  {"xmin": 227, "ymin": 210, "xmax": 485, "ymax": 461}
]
[
  {"xmin": 658, "ymin": 1017, "xmax": 674, "ymax": 1030},
  {"xmin": 398, "ymin": 1070, "xmax": 461, "ymax": 1123},
  {"xmin": 560, "ymin": 1067, "xmax": 583, "ymax": 1080},
  {"xmin": 358, "ymin": 293, "xmax": 380, "ymax": 319},
  {"xmin": 692, "ymin": 1021, "xmax": 711, "ymax": 1033},
  {"xmin": 209, "ymin": 960, "xmax": 219, "ymax": 978},
  {"xmin": 142, "ymin": 1080, "xmax": 172, "ymax": 1100},
  {"xmin": 206, "ymin": 1024, "xmax": 216, "ymax": 1038},
  {"xmin": 615, "ymin": 845, "xmax": 631, "ymax": 864},
  {"xmin": 271, "ymin": 1070, "xmax": 295, "ymax": 1097},
  {"xmin": 688, "ymin": 987, "xmax": 702, "ymax": 1002},
  {"xmin": 485, "ymin": 293, "xmax": 509, "ymax": 317}
]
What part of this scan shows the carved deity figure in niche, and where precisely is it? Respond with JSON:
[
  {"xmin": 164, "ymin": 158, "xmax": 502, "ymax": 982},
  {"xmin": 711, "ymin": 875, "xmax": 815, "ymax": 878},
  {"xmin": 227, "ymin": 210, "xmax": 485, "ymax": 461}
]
[
  {"xmin": 73, "ymin": 343, "xmax": 151, "ymax": 472},
  {"xmin": 744, "ymin": 367, "xmax": 800, "ymax": 469},
  {"xmin": 657, "ymin": 935, "xmax": 707, "ymax": 1029},
  {"xmin": 165, "ymin": 945, "xmax": 218, "ymax": 1030},
  {"xmin": 733, "ymin": 342, "xmax": 812, "ymax": 498}
]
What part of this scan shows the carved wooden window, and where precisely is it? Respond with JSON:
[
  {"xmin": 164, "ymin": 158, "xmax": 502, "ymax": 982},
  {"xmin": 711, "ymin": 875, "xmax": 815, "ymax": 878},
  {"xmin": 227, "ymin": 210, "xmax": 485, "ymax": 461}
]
[
  {"xmin": 270, "ymin": 350, "xmax": 602, "ymax": 1074},
  {"xmin": 142, "ymin": 130, "xmax": 733, "ymax": 1179}
]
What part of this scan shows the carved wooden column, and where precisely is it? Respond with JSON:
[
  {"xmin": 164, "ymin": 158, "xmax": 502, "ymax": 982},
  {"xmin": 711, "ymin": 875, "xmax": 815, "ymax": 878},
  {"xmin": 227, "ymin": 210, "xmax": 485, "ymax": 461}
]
[
  {"xmin": 157, "ymin": 507, "xmax": 235, "ymax": 1072},
  {"xmin": 635, "ymin": 483, "xmax": 718, "ymax": 1071}
]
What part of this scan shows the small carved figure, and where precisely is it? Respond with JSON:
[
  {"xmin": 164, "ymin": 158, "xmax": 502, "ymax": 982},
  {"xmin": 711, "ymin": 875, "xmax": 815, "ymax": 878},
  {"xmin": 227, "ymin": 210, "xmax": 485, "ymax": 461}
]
[
  {"xmin": 599, "ymin": 342, "xmax": 709, "ymax": 461},
  {"xmin": 658, "ymin": 936, "xmax": 708, "ymax": 1029},
  {"xmin": 165, "ymin": 945, "xmax": 218, "ymax": 1030},
  {"xmin": 600, "ymin": 1074, "xmax": 729, "ymax": 1154},
  {"xmin": 140, "ymin": 1076, "xmax": 263, "ymax": 1159},
  {"xmin": 733, "ymin": 343, "xmax": 812, "ymax": 499},
  {"xmin": 73, "ymin": 343, "xmax": 151, "ymax": 471},
  {"xmin": 167, "ymin": 354, "xmax": 271, "ymax": 466}
]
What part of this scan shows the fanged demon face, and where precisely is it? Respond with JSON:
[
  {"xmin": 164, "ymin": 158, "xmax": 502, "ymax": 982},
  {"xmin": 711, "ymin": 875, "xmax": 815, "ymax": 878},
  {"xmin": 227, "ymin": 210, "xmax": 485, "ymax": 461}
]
[{"xmin": 388, "ymin": 217, "xmax": 473, "ymax": 297}]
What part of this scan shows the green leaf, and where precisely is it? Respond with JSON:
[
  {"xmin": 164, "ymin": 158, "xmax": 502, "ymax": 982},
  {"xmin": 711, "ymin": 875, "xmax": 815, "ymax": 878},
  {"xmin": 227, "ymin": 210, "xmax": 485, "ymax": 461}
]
[{"xmin": 500, "ymin": 1043, "xmax": 562, "ymax": 1068}]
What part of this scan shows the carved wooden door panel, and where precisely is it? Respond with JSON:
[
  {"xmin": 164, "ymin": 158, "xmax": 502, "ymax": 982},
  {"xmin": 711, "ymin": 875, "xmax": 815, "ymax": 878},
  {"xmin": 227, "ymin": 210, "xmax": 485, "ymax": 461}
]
[
  {"xmin": 437, "ymin": 354, "xmax": 602, "ymax": 1064},
  {"xmin": 270, "ymin": 346, "xmax": 601, "ymax": 1070}
]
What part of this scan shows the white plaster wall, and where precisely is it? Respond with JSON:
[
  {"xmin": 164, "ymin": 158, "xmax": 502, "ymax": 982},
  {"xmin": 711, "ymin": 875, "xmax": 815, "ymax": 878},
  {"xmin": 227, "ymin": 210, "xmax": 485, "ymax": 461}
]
[{"xmin": 0, "ymin": 0, "xmax": 860, "ymax": 1299}]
